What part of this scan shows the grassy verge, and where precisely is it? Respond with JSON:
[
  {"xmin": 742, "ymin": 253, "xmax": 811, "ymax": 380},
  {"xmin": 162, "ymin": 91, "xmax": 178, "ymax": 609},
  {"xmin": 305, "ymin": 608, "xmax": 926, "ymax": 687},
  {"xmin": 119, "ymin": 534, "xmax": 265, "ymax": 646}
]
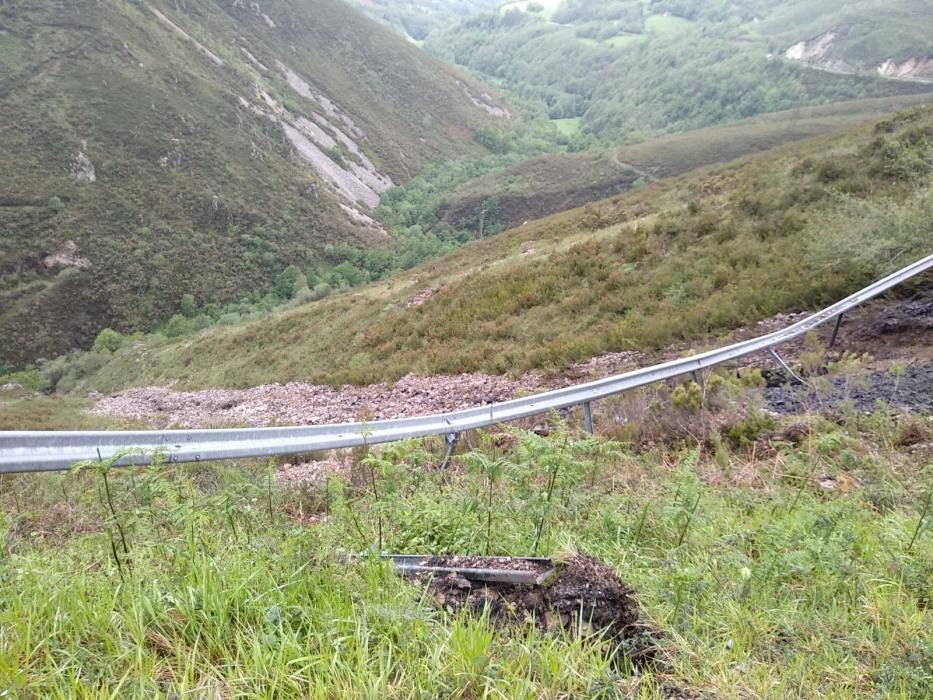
[
  {"xmin": 1, "ymin": 394, "xmax": 930, "ymax": 697},
  {"xmin": 0, "ymin": 390, "xmax": 111, "ymax": 431}
]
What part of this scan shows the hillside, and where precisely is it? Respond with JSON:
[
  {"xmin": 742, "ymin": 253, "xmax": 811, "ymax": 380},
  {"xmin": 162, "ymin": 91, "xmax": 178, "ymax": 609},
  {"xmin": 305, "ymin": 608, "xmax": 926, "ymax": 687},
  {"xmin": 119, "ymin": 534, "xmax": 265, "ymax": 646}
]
[
  {"xmin": 58, "ymin": 106, "xmax": 933, "ymax": 393},
  {"xmin": 440, "ymin": 93, "xmax": 933, "ymax": 231},
  {"xmin": 345, "ymin": 0, "xmax": 496, "ymax": 41},
  {"xmin": 757, "ymin": 0, "xmax": 933, "ymax": 79},
  {"xmin": 425, "ymin": 0, "xmax": 932, "ymax": 141},
  {"xmin": 0, "ymin": 0, "xmax": 507, "ymax": 369}
]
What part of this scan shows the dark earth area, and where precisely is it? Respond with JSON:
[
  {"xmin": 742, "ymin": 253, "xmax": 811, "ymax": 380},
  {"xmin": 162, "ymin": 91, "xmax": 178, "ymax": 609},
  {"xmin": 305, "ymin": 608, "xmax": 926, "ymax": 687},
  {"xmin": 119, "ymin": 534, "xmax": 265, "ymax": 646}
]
[
  {"xmin": 765, "ymin": 362, "xmax": 933, "ymax": 414},
  {"xmin": 764, "ymin": 294, "xmax": 933, "ymax": 414},
  {"xmin": 418, "ymin": 553, "xmax": 658, "ymax": 667}
]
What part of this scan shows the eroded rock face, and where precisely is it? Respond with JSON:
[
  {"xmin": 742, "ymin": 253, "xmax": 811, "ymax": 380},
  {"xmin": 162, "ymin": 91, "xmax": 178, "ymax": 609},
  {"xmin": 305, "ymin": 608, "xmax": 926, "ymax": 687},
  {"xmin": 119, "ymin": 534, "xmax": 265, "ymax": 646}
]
[
  {"xmin": 235, "ymin": 60, "xmax": 395, "ymax": 233},
  {"xmin": 71, "ymin": 149, "xmax": 96, "ymax": 183},
  {"xmin": 784, "ymin": 28, "xmax": 933, "ymax": 82},
  {"xmin": 41, "ymin": 240, "xmax": 91, "ymax": 270},
  {"xmin": 877, "ymin": 57, "xmax": 933, "ymax": 80},
  {"xmin": 785, "ymin": 30, "xmax": 840, "ymax": 62}
]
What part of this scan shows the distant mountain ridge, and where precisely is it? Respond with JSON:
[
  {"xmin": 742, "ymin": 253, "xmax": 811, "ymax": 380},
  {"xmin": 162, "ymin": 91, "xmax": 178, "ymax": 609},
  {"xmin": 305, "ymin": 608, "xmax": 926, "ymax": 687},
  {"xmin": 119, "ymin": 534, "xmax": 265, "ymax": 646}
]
[
  {"xmin": 0, "ymin": 0, "xmax": 507, "ymax": 368},
  {"xmin": 424, "ymin": 0, "xmax": 932, "ymax": 140}
]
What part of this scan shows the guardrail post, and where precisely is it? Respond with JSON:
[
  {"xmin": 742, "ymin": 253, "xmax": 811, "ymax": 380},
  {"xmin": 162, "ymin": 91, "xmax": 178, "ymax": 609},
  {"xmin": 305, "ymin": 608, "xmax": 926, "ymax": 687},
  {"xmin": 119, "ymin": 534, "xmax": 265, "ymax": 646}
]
[
  {"xmin": 439, "ymin": 432, "xmax": 459, "ymax": 470},
  {"xmin": 768, "ymin": 348, "xmax": 805, "ymax": 385},
  {"xmin": 690, "ymin": 370, "xmax": 700, "ymax": 385},
  {"xmin": 582, "ymin": 402, "xmax": 594, "ymax": 434},
  {"xmin": 828, "ymin": 313, "xmax": 844, "ymax": 348}
]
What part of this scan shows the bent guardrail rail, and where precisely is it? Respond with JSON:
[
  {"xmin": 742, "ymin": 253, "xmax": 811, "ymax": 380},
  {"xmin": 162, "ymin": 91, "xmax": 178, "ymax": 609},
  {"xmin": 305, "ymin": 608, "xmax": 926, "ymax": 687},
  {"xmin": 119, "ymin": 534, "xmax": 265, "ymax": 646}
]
[{"xmin": 2, "ymin": 253, "xmax": 931, "ymax": 473}]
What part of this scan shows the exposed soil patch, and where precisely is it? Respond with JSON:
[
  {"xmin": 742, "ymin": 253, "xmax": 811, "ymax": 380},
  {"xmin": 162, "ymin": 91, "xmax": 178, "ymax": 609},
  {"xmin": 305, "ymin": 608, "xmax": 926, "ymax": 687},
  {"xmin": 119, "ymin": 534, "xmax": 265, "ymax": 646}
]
[
  {"xmin": 420, "ymin": 553, "xmax": 658, "ymax": 666},
  {"xmin": 91, "ymin": 372, "xmax": 543, "ymax": 428},
  {"xmin": 275, "ymin": 455, "xmax": 349, "ymax": 488},
  {"xmin": 765, "ymin": 362, "xmax": 933, "ymax": 414}
]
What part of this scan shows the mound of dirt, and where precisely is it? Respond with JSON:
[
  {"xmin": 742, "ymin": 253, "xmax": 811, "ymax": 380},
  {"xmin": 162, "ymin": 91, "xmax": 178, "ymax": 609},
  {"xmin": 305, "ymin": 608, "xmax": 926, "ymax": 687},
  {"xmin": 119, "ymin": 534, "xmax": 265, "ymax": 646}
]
[{"xmin": 420, "ymin": 553, "xmax": 658, "ymax": 666}]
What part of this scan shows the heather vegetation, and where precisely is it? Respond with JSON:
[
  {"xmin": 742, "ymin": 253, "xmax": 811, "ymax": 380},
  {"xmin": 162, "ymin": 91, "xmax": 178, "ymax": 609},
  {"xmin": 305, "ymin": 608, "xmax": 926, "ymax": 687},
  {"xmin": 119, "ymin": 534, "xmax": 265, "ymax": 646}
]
[
  {"xmin": 3, "ymin": 0, "xmax": 930, "ymax": 373},
  {"xmin": 0, "ymin": 0, "xmax": 503, "ymax": 368},
  {"xmin": 438, "ymin": 93, "xmax": 933, "ymax": 231},
  {"xmin": 30, "ymin": 107, "xmax": 931, "ymax": 394},
  {"xmin": 1, "ymin": 384, "xmax": 930, "ymax": 696},
  {"xmin": 345, "ymin": 0, "xmax": 497, "ymax": 41}
]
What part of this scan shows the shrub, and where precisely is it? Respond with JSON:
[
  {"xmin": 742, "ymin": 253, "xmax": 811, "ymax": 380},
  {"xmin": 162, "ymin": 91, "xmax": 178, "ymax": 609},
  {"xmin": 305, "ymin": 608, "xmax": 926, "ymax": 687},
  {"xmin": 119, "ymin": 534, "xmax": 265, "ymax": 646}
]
[
  {"xmin": 180, "ymin": 294, "xmax": 197, "ymax": 319},
  {"xmin": 671, "ymin": 381, "xmax": 703, "ymax": 411},
  {"xmin": 47, "ymin": 196, "xmax": 64, "ymax": 213},
  {"xmin": 0, "ymin": 367, "xmax": 44, "ymax": 391},
  {"xmin": 275, "ymin": 264, "xmax": 308, "ymax": 299},
  {"xmin": 91, "ymin": 328, "xmax": 125, "ymax": 353},
  {"xmin": 726, "ymin": 410, "xmax": 776, "ymax": 448},
  {"xmin": 164, "ymin": 314, "xmax": 193, "ymax": 338},
  {"xmin": 190, "ymin": 314, "xmax": 213, "ymax": 332}
]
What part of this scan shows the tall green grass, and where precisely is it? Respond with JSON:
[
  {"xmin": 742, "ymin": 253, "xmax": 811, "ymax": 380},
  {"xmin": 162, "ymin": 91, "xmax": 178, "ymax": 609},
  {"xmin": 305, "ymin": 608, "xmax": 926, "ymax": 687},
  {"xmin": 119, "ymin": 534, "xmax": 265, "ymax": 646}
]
[{"xmin": 1, "ymin": 405, "xmax": 930, "ymax": 697}]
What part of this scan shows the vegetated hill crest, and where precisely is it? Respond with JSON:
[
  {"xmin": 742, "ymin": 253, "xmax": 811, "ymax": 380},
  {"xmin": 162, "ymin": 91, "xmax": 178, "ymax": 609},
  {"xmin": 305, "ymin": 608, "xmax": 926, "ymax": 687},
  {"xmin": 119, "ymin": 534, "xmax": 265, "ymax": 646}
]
[
  {"xmin": 73, "ymin": 107, "xmax": 933, "ymax": 394},
  {"xmin": 425, "ymin": 0, "xmax": 932, "ymax": 141},
  {"xmin": 439, "ymin": 93, "xmax": 933, "ymax": 232},
  {"xmin": 0, "ymin": 0, "xmax": 507, "ymax": 368}
]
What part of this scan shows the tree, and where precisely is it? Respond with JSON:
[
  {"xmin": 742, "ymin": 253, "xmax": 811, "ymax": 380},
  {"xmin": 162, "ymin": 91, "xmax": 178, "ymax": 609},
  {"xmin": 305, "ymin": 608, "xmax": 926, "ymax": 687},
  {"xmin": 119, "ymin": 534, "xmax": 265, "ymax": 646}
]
[{"xmin": 180, "ymin": 294, "xmax": 197, "ymax": 318}]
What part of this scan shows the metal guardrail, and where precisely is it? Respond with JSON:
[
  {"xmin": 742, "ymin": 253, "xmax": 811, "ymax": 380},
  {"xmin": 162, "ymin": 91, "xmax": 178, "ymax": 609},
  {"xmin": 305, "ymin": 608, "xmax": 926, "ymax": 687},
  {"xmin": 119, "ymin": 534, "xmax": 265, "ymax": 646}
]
[{"xmin": 1, "ymin": 253, "xmax": 931, "ymax": 474}]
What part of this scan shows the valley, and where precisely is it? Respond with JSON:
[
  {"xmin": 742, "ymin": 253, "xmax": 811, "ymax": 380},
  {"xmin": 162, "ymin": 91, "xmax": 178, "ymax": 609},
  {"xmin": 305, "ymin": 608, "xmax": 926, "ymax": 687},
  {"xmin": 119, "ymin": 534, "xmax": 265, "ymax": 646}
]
[
  {"xmin": 0, "ymin": 2, "xmax": 931, "ymax": 697},
  {"xmin": 24, "ymin": 106, "xmax": 930, "ymax": 396}
]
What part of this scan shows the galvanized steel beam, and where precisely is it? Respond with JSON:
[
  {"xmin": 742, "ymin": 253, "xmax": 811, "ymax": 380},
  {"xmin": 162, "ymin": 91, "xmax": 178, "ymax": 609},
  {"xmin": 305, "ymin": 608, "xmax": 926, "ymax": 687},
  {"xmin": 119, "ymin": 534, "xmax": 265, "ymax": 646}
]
[{"xmin": 1, "ymin": 253, "xmax": 931, "ymax": 474}]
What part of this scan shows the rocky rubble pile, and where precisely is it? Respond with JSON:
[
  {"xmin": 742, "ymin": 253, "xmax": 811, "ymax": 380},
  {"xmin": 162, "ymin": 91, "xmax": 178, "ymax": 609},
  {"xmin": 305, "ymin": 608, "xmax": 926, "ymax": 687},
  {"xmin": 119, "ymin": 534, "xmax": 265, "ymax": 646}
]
[{"xmin": 91, "ymin": 371, "xmax": 543, "ymax": 428}]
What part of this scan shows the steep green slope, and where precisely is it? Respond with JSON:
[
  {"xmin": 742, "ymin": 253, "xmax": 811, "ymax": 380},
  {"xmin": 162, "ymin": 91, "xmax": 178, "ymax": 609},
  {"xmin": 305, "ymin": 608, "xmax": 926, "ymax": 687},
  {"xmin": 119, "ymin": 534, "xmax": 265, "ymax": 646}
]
[
  {"xmin": 439, "ymin": 93, "xmax": 933, "ymax": 231},
  {"xmin": 425, "ymin": 0, "xmax": 931, "ymax": 141},
  {"xmin": 0, "ymin": 0, "xmax": 507, "ymax": 368},
  {"xmin": 76, "ymin": 107, "xmax": 933, "ymax": 392}
]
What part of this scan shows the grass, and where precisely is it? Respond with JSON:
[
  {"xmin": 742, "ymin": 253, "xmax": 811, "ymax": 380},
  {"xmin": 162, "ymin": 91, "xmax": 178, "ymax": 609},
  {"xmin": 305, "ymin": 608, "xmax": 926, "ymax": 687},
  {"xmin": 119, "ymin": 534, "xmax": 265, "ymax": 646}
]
[
  {"xmin": 613, "ymin": 93, "xmax": 933, "ymax": 177},
  {"xmin": 61, "ymin": 106, "xmax": 933, "ymax": 393},
  {"xmin": 603, "ymin": 33, "xmax": 645, "ymax": 49},
  {"xmin": 0, "ymin": 0, "xmax": 501, "ymax": 369},
  {"xmin": 644, "ymin": 15, "xmax": 693, "ymax": 34},
  {"xmin": 1, "ymin": 391, "xmax": 930, "ymax": 697},
  {"xmin": 550, "ymin": 117, "xmax": 581, "ymax": 137}
]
